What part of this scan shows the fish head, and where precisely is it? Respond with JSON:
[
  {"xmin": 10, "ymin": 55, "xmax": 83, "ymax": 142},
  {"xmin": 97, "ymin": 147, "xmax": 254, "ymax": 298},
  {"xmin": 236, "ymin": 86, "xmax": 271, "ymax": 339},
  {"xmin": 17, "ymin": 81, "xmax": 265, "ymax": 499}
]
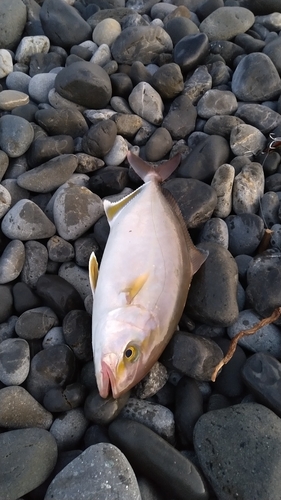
[{"xmin": 94, "ymin": 306, "xmax": 160, "ymax": 399}]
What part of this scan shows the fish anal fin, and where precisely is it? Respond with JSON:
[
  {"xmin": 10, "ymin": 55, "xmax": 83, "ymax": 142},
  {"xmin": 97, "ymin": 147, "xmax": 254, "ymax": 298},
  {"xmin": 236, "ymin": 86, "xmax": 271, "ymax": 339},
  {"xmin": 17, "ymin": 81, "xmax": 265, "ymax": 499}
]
[
  {"xmin": 127, "ymin": 151, "xmax": 181, "ymax": 183},
  {"xmin": 89, "ymin": 251, "xmax": 99, "ymax": 293},
  {"xmin": 121, "ymin": 272, "xmax": 149, "ymax": 304},
  {"xmin": 162, "ymin": 188, "xmax": 208, "ymax": 274},
  {"xmin": 104, "ymin": 186, "xmax": 143, "ymax": 224}
]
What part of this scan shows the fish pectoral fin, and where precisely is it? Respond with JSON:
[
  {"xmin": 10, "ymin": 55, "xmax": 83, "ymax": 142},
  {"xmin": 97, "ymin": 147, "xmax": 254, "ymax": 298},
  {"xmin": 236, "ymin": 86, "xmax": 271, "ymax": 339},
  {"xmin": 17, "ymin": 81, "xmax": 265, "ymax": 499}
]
[
  {"xmin": 121, "ymin": 272, "xmax": 149, "ymax": 304},
  {"xmin": 104, "ymin": 186, "xmax": 144, "ymax": 225},
  {"xmin": 89, "ymin": 251, "xmax": 99, "ymax": 293},
  {"xmin": 190, "ymin": 247, "xmax": 209, "ymax": 275}
]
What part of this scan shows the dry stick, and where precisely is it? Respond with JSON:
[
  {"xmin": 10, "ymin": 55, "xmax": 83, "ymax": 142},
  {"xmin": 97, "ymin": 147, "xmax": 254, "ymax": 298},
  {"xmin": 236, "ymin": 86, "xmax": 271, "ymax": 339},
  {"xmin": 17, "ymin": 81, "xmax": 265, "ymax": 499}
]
[{"xmin": 211, "ymin": 306, "xmax": 281, "ymax": 382}]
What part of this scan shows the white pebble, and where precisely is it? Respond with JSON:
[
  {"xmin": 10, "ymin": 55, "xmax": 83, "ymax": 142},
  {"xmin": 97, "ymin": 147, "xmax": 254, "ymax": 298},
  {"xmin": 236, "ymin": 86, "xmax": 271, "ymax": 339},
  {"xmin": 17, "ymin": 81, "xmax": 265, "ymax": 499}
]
[
  {"xmin": 15, "ymin": 36, "xmax": 50, "ymax": 64},
  {"xmin": 0, "ymin": 49, "xmax": 13, "ymax": 78},
  {"xmin": 104, "ymin": 135, "xmax": 128, "ymax": 165}
]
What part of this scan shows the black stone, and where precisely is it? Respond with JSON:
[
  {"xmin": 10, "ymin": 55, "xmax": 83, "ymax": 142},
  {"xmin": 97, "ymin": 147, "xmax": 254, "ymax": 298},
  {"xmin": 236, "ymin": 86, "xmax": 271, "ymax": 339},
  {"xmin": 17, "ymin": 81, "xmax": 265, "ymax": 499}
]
[
  {"xmin": 209, "ymin": 40, "xmax": 245, "ymax": 66},
  {"xmin": 110, "ymin": 72, "xmax": 133, "ymax": 99},
  {"xmin": 174, "ymin": 377, "xmax": 204, "ymax": 446},
  {"xmin": 63, "ymin": 310, "xmax": 92, "ymax": 363},
  {"xmin": 36, "ymin": 274, "xmax": 84, "ymax": 320},
  {"xmin": 165, "ymin": 17, "xmax": 199, "ymax": 46},
  {"xmin": 213, "ymin": 337, "xmax": 246, "ymax": 398},
  {"xmin": 28, "ymin": 135, "xmax": 74, "ymax": 168},
  {"xmin": 35, "ymin": 108, "xmax": 88, "ymax": 139},
  {"xmin": 84, "ymin": 387, "xmax": 130, "ymax": 424},
  {"xmin": 162, "ymin": 95, "xmax": 197, "ymax": 140},
  {"xmin": 43, "ymin": 383, "xmax": 87, "ymax": 412},
  {"xmin": 225, "ymin": 213, "xmax": 265, "ymax": 256},
  {"xmin": 82, "ymin": 120, "xmax": 117, "ymax": 158},
  {"xmin": 0, "ymin": 286, "xmax": 13, "ymax": 323},
  {"xmin": 173, "ymin": 33, "xmax": 209, "ymax": 73},
  {"xmin": 88, "ymin": 166, "xmax": 129, "ymax": 197},
  {"xmin": 12, "ymin": 282, "xmax": 42, "ymax": 314},
  {"xmin": 29, "ymin": 52, "xmax": 66, "ymax": 77}
]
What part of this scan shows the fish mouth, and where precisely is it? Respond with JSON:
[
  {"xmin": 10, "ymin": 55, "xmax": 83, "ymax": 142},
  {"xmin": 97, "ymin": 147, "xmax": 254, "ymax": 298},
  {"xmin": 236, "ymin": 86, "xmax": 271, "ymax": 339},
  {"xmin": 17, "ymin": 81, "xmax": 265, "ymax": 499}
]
[{"xmin": 98, "ymin": 354, "xmax": 118, "ymax": 399}]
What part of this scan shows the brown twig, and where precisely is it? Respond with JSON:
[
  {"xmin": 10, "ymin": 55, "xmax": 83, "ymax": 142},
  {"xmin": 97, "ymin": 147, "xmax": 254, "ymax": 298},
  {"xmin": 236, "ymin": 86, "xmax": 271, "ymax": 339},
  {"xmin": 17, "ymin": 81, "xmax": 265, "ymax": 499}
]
[
  {"xmin": 211, "ymin": 307, "xmax": 281, "ymax": 382},
  {"xmin": 256, "ymin": 228, "xmax": 273, "ymax": 254}
]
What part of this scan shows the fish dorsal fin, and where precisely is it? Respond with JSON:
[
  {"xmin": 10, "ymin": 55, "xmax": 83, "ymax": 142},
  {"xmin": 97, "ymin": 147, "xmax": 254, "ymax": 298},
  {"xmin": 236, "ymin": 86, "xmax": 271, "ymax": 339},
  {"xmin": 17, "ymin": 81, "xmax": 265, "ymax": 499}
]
[
  {"xmin": 162, "ymin": 188, "xmax": 208, "ymax": 274},
  {"xmin": 121, "ymin": 272, "xmax": 149, "ymax": 304},
  {"xmin": 127, "ymin": 151, "xmax": 181, "ymax": 183},
  {"xmin": 104, "ymin": 185, "xmax": 144, "ymax": 225},
  {"xmin": 89, "ymin": 251, "xmax": 99, "ymax": 293}
]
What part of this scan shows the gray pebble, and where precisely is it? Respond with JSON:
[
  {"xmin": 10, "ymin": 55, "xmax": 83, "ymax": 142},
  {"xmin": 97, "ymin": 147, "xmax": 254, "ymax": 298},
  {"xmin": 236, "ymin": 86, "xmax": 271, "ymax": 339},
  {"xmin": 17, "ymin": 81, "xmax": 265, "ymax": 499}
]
[
  {"xmin": 182, "ymin": 65, "xmax": 212, "ymax": 104},
  {"xmin": 1, "ymin": 199, "xmax": 56, "ymax": 240},
  {"xmin": 0, "ymin": 184, "xmax": 11, "ymax": 219},
  {"xmin": 197, "ymin": 89, "xmax": 238, "ymax": 119},
  {"xmin": 199, "ymin": 218, "xmax": 229, "ymax": 248},
  {"xmin": 200, "ymin": 6, "xmax": 255, "ymax": 41},
  {"xmin": 0, "ymin": 337, "xmax": 30, "ymax": 385},
  {"xmin": 271, "ymin": 224, "xmax": 281, "ymax": 249},
  {"xmin": 15, "ymin": 35, "xmax": 50, "ymax": 64},
  {"xmin": 47, "ymin": 235, "xmax": 75, "ymax": 263},
  {"xmin": 211, "ymin": 163, "xmax": 235, "ymax": 218},
  {"xmin": 235, "ymin": 103, "xmax": 281, "ymax": 134},
  {"xmin": 103, "ymin": 135, "xmax": 128, "ymax": 165},
  {"xmin": 53, "ymin": 184, "xmax": 104, "ymax": 241},
  {"xmin": 45, "ymin": 443, "xmax": 141, "ymax": 500},
  {"xmin": 15, "ymin": 306, "xmax": 59, "ymax": 340},
  {"xmin": 0, "ymin": 89, "xmax": 29, "ymax": 111},
  {"xmin": 21, "ymin": 240, "xmax": 48, "ymax": 288},
  {"xmin": 58, "ymin": 262, "xmax": 90, "ymax": 300},
  {"xmin": 128, "ymin": 82, "xmax": 164, "ymax": 125},
  {"xmin": 259, "ymin": 191, "xmax": 280, "ymax": 228},
  {"xmin": 90, "ymin": 43, "xmax": 111, "ymax": 66},
  {"xmin": 0, "ymin": 385, "xmax": 52, "ymax": 429},
  {"xmin": 232, "ymin": 162, "xmax": 265, "ymax": 214},
  {"xmin": 0, "ymin": 150, "xmax": 9, "ymax": 182},
  {"xmin": 50, "ymin": 407, "xmax": 89, "ymax": 451},
  {"xmin": 162, "ymin": 95, "xmax": 197, "ymax": 139},
  {"xmin": 92, "ymin": 18, "xmax": 121, "ymax": 46},
  {"xmin": 28, "ymin": 72, "xmax": 56, "ymax": 103},
  {"xmin": 230, "ymin": 124, "xmax": 266, "ymax": 156},
  {"xmin": 227, "ymin": 309, "xmax": 281, "ymax": 358},
  {"xmin": 134, "ymin": 361, "xmax": 169, "ymax": 399},
  {"xmin": 6, "ymin": 71, "xmax": 31, "ymax": 93},
  {"xmin": 0, "ymin": 315, "xmax": 17, "ymax": 343},
  {"xmin": 42, "ymin": 326, "xmax": 65, "ymax": 349},
  {"xmin": 0, "ymin": 115, "xmax": 34, "ymax": 157},
  {"xmin": 0, "ymin": 0, "xmax": 27, "ymax": 51},
  {"xmin": 225, "ymin": 213, "xmax": 264, "ymax": 256},
  {"xmin": 0, "ymin": 239, "xmax": 25, "ymax": 284}
]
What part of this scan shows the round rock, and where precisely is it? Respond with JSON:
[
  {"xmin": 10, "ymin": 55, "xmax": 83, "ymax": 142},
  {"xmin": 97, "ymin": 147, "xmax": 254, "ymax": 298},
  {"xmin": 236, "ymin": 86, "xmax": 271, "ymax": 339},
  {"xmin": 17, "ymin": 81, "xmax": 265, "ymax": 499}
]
[
  {"xmin": 162, "ymin": 95, "xmax": 197, "ymax": 139},
  {"xmin": 15, "ymin": 306, "xmax": 59, "ymax": 341},
  {"xmin": 0, "ymin": 239, "xmax": 25, "ymax": 284},
  {"xmin": 0, "ymin": 386, "xmax": 53, "ymax": 429},
  {"xmin": 199, "ymin": 6, "xmax": 255, "ymax": 41},
  {"xmin": 232, "ymin": 162, "xmax": 265, "ymax": 214},
  {"xmin": 211, "ymin": 163, "xmax": 235, "ymax": 218},
  {"xmin": 1, "ymin": 199, "xmax": 56, "ymax": 240},
  {"xmin": 93, "ymin": 18, "xmax": 121, "ymax": 46},
  {"xmin": 230, "ymin": 124, "xmax": 266, "ymax": 156},
  {"xmin": 0, "ymin": 0, "xmax": 27, "ymax": 51},
  {"xmin": 0, "ymin": 115, "xmax": 34, "ymax": 157},
  {"xmin": 197, "ymin": 89, "xmax": 238, "ymax": 119},
  {"xmin": 225, "ymin": 213, "xmax": 264, "ymax": 256},
  {"xmin": 173, "ymin": 33, "xmax": 209, "ymax": 73},
  {"xmin": 0, "ymin": 338, "xmax": 30, "ymax": 386},
  {"xmin": 128, "ymin": 82, "xmax": 164, "ymax": 125}
]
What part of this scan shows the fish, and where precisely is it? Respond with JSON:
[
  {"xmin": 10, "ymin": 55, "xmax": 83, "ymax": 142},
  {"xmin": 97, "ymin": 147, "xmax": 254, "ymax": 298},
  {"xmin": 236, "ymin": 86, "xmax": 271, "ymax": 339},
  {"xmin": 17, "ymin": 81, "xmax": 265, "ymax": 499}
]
[{"xmin": 89, "ymin": 151, "xmax": 208, "ymax": 399}]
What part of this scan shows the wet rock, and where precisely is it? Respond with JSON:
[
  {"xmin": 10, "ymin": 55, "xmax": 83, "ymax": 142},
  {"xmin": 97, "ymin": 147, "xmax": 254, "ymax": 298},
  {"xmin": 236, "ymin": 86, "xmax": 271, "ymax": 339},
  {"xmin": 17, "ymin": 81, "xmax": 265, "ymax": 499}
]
[
  {"xmin": 84, "ymin": 387, "xmax": 130, "ymax": 425},
  {"xmin": 27, "ymin": 135, "xmax": 74, "ymax": 168},
  {"xmin": 204, "ymin": 115, "xmax": 245, "ymax": 136},
  {"xmin": 21, "ymin": 240, "xmax": 48, "ymax": 288},
  {"xmin": 230, "ymin": 124, "xmax": 266, "ymax": 156},
  {"xmin": 225, "ymin": 213, "xmax": 264, "ymax": 256},
  {"xmin": 213, "ymin": 337, "xmax": 246, "ymax": 398},
  {"xmin": 182, "ymin": 65, "xmax": 212, "ymax": 104},
  {"xmin": 43, "ymin": 383, "xmax": 87, "ymax": 413},
  {"xmin": 47, "ymin": 235, "xmax": 75, "ymax": 263},
  {"xmin": 15, "ymin": 306, "xmax": 58, "ymax": 340},
  {"xmin": 0, "ymin": 386, "xmax": 52, "ymax": 429},
  {"xmin": 186, "ymin": 242, "xmax": 239, "ymax": 327},
  {"xmin": 173, "ymin": 33, "xmax": 209, "ymax": 73},
  {"xmin": 198, "ymin": 218, "xmax": 229, "ymax": 248},
  {"xmin": 151, "ymin": 62, "xmax": 184, "ymax": 99},
  {"xmin": 82, "ymin": 119, "xmax": 117, "ymax": 157},
  {"xmin": 174, "ymin": 377, "xmax": 204, "ymax": 446},
  {"xmin": 235, "ymin": 103, "xmax": 281, "ymax": 134},
  {"xmin": 144, "ymin": 128, "xmax": 173, "ymax": 161},
  {"xmin": 63, "ymin": 309, "xmax": 92, "ymax": 362}
]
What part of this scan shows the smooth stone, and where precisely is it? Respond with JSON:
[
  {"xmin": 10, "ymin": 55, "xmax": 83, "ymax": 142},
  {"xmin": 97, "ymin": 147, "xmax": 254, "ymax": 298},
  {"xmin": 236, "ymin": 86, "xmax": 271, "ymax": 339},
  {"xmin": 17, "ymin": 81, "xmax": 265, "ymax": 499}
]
[
  {"xmin": 207, "ymin": 60, "xmax": 233, "ymax": 87},
  {"xmin": 17, "ymin": 154, "xmax": 78, "ymax": 193},
  {"xmin": 84, "ymin": 387, "xmax": 130, "ymax": 425},
  {"xmin": 15, "ymin": 306, "xmax": 59, "ymax": 340},
  {"xmin": 177, "ymin": 134, "xmax": 230, "ymax": 183},
  {"xmin": 182, "ymin": 65, "xmax": 212, "ymax": 104},
  {"xmin": 186, "ymin": 241, "xmax": 239, "ymax": 326},
  {"xmin": 20, "ymin": 240, "xmax": 48, "ymax": 288},
  {"xmin": 93, "ymin": 18, "xmax": 121, "ymax": 46},
  {"xmin": 43, "ymin": 382, "xmax": 86, "ymax": 412},
  {"xmin": 50, "ymin": 408, "xmax": 89, "ymax": 451},
  {"xmin": 0, "ymin": 316, "xmax": 17, "ymax": 343},
  {"xmin": 112, "ymin": 113, "xmax": 142, "ymax": 139},
  {"xmin": 227, "ymin": 309, "xmax": 281, "ymax": 358},
  {"xmin": 0, "ymin": 386, "xmax": 52, "ymax": 428},
  {"xmin": 256, "ymin": 150, "xmax": 280, "ymax": 176},
  {"xmin": 194, "ymin": 403, "xmax": 281, "ymax": 500},
  {"xmin": 165, "ymin": 16, "xmax": 199, "ymax": 45},
  {"xmin": 53, "ymin": 184, "xmax": 103, "ymax": 241},
  {"xmin": 263, "ymin": 36, "xmax": 281, "ymax": 75},
  {"xmin": 211, "ymin": 164, "xmax": 235, "ymax": 218},
  {"xmin": 133, "ymin": 119, "xmax": 157, "ymax": 146},
  {"xmin": 45, "ymin": 443, "xmax": 141, "ymax": 500},
  {"xmin": 109, "ymin": 419, "xmax": 209, "ymax": 500},
  {"xmin": 55, "ymin": 61, "xmax": 112, "ymax": 108},
  {"xmin": 59, "ymin": 261, "xmax": 91, "ymax": 300},
  {"xmin": 82, "ymin": 119, "xmax": 117, "ymax": 157},
  {"xmin": 271, "ymin": 224, "xmax": 281, "ymax": 249},
  {"xmin": 234, "ymin": 32, "xmax": 266, "ymax": 53},
  {"xmin": 0, "ymin": 286, "xmax": 13, "ymax": 323},
  {"xmin": 198, "ymin": 218, "xmax": 229, "ymax": 248},
  {"xmin": 204, "ymin": 115, "xmax": 245, "ymax": 137},
  {"xmin": 26, "ymin": 344, "xmax": 76, "ymax": 402},
  {"xmin": 232, "ymin": 162, "xmax": 265, "ymax": 214},
  {"xmin": 110, "ymin": 72, "xmax": 133, "ymax": 99},
  {"xmin": 200, "ymin": 6, "xmax": 255, "ymax": 41},
  {"xmin": 265, "ymin": 173, "xmax": 281, "ymax": 192},
  {"xmin": 48, "ymin": 88, "xmax": 86, "ymax": 112},
  {"xmin": 13, "ymin": 282, "xmax": 41, "ymax": 315},
  {"xmin": 235, "ymin": 103, "xmax": 281, "ymax": 134},
  {"xmin": 0, "ymin": 0, "xmax": 27, "ymax": 51},
  {"xmin": 1, "ymin": 180, "xmax": 29, "ymax": 208},
  {"xmin": 0, "ymin": 338, "xmax": 30, "ymax": 385},
  {"xmin": 29, "ymin": 52, "xmax": 65, "ymax": 77},
  {"xmin": 0, "ymin": 239, "xmax": 25, "ymax": 284},
  {"xmin": 151, "ymin": 62, "xmax": 184, "ymax": 99},
  {"xmin": 0, "ymin": 150, "xmax": 9, "ymax": 182},
  {"xmin": 42, "ymin": 326, "xmax": 65, "ymax": 349},
  {"xmin": 173, "ymin": 33, "xmax": 209, "ymax": 73},
  {"xmin": 230, "ymin": 124, "xmax": 266, "ymax": 156},
  {"xmin": 90, "ymin": 43, "xmax": 111, "ymax": 66},
  {"xmin": 174, "ymin": 377, "xmax": 203, "ymax": 446},
  {"xmin": 232, "ymin": 53, "xmax": 281, "ymax": 101},
  {"xmin": 162, "ymin": 95, "xmax": 197, "ymax": 139},
  {"xmin": 62, "ymin": 309, "xmax": 92, "ymax": 362},
  {"xmin": 47, "ymin": 235, "xmax": 75, "ymax": 263},
  {"xmin": 0, "ymin": 115, "xmax": 34, "ymax": 157},
  {"xmin": 36, "ymin": 274, "xmax": 84, "ymax": 320},
  {"xmin": 256, "ymin": 12, "xmax": 281, "ymax": 31},
  {"xmin": 161, "ymin": 331, "xmax": 223, "ymax": 381},
  {"xmin": 87, "ymin": 8, "xmax": 136, "ymax": 30},
  {"xmin": 28, "ymin": 72, "xmax": 56, "ymax": 103},
  {"xmin": 134, "ymin": 361, "xmax": 168, "ymax": 400},
  {"xmin": 119, "ymin": 397, "xmax": 175, "ymax": 443},
  {"xmin": 74, "ymin": 234, "xmax": 100, "ymax": 267},
  {"xmin": 144, "ymin": 127, "xmax": 173, "ymax": 161},
  {"xmin": 40, "ymin": 0, "xmax": 92, "ymax": 49},
  {"xmin": 242, "ymin": 352, "xmax": 281, "ymax": 416},
  {"xmin": 111, "ymin": 25, "xmax": 173, "ymax": 65},
  {"xmin": 1, "ymin": 199, "xmax": 56, "ymax": 240},
  {"xmin": 0, "ymin": 428, "xmax": 57, "ymax": 499},
  {"xmin": 76, "ymin": 153, "xmax": 104, "ymax": 175},
  {"xmin": 103, "ymin": 135, "xmax": 128, "ymax": 165},
  {"xmin": 35, "ymin": 107, "xmax": 88, "ymax": 139},
  {"xmin": 197, "ymin": 89, "xmax": 238, "ymax": 119},
  {"xmin": 128, "ymin": 82, "xmax": 164, "ymax": 125},
  {"xmin": 213, "ymin": 337, "xmax": 246, "ymax": 398},
  {"xmin": 15, "ymin": 35, "xmax": 50, "ymax": 64},
  {"xmin": 164, "ymin": 177, "xmax": 217, "ymax": 228},
  {"xmin": 0, "ymin": 89, "xmax": 29, "ymax": 111},
  {"xmin": 225, "ymin": 213, "xmax": 264, "ymax": 256},
  {"xmin": 89, "ymin": 166, "xmax": 129, "ymax": 198},
  {"xmin": 246, "ymin": 252, "xmax": 281, "ymax": 321}
]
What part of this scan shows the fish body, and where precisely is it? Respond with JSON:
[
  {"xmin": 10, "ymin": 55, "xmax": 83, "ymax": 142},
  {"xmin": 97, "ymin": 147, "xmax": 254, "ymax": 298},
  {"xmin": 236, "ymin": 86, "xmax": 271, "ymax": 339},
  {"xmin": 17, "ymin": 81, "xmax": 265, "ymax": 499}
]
[{"xmin": 89, "ymin": 152, "xmax": 207, "ymax": 399}]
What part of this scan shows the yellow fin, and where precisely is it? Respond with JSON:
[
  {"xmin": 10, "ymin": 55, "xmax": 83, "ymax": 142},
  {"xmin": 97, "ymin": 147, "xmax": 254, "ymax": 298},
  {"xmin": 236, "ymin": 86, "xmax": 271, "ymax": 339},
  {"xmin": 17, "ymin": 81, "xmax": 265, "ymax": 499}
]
[
  {"xmin": 122, "ymin": 272, "xmax": 149, "ymax": 304},
  {"xmin": 104, "ymin": 185, "xmax": 144, "ymax": 225},
  {"xmin": 89, "ymin": 251, "xmax": 99, "ymax": 293}
]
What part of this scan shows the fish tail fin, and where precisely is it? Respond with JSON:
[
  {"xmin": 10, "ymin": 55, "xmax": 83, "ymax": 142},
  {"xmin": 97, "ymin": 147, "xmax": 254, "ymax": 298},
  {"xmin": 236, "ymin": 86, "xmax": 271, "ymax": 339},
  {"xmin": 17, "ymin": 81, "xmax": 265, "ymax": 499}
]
[{"xmin": 127, "ymin": 151, "xmax": 181, "ymax": 183}]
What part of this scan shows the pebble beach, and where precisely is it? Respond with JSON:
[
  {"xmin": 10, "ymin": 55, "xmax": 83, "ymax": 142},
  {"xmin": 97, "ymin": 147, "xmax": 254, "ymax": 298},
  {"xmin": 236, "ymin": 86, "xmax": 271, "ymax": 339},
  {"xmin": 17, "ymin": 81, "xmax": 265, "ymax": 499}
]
[{"xmin": 1, "ymin": 0, "xmax": 281, "ymax": 499}]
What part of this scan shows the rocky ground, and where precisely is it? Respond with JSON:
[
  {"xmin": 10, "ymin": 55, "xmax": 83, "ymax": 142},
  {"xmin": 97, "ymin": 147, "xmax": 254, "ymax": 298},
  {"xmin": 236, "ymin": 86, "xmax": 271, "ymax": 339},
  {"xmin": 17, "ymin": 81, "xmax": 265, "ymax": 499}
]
[{"xmin": 1, "ymin": 0, "xmax": 281, "ymax": 499}]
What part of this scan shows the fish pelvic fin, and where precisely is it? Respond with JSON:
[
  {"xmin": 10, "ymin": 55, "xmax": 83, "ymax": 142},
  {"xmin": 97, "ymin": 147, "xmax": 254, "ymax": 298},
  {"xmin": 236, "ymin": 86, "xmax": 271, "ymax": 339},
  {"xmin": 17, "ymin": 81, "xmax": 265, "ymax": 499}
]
[
  {"xmin": 89, "ymin": 251, "xmax": 99, "ymax": 293},
  {"xmin": 127, "ymin": 151, "xmax": 181, "ymax": 183},
  {"xmin": 104, "ymin": 185, "xmax": 144, "ymax": 225},
  {"xmin": 121, "ymin": 272, "xmax": 149, "ymax": 304},
  {"xmin": 162, "ymin": 188, "xmax": 208, "ymax": 275}
]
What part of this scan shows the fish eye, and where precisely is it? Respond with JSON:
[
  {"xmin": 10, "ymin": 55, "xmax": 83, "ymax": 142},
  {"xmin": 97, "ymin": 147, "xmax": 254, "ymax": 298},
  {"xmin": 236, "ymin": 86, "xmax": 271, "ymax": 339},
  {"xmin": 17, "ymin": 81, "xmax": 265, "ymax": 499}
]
[{"xmin": 124, "ymin": 345, "xmax": 139, "ymax": 362}]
